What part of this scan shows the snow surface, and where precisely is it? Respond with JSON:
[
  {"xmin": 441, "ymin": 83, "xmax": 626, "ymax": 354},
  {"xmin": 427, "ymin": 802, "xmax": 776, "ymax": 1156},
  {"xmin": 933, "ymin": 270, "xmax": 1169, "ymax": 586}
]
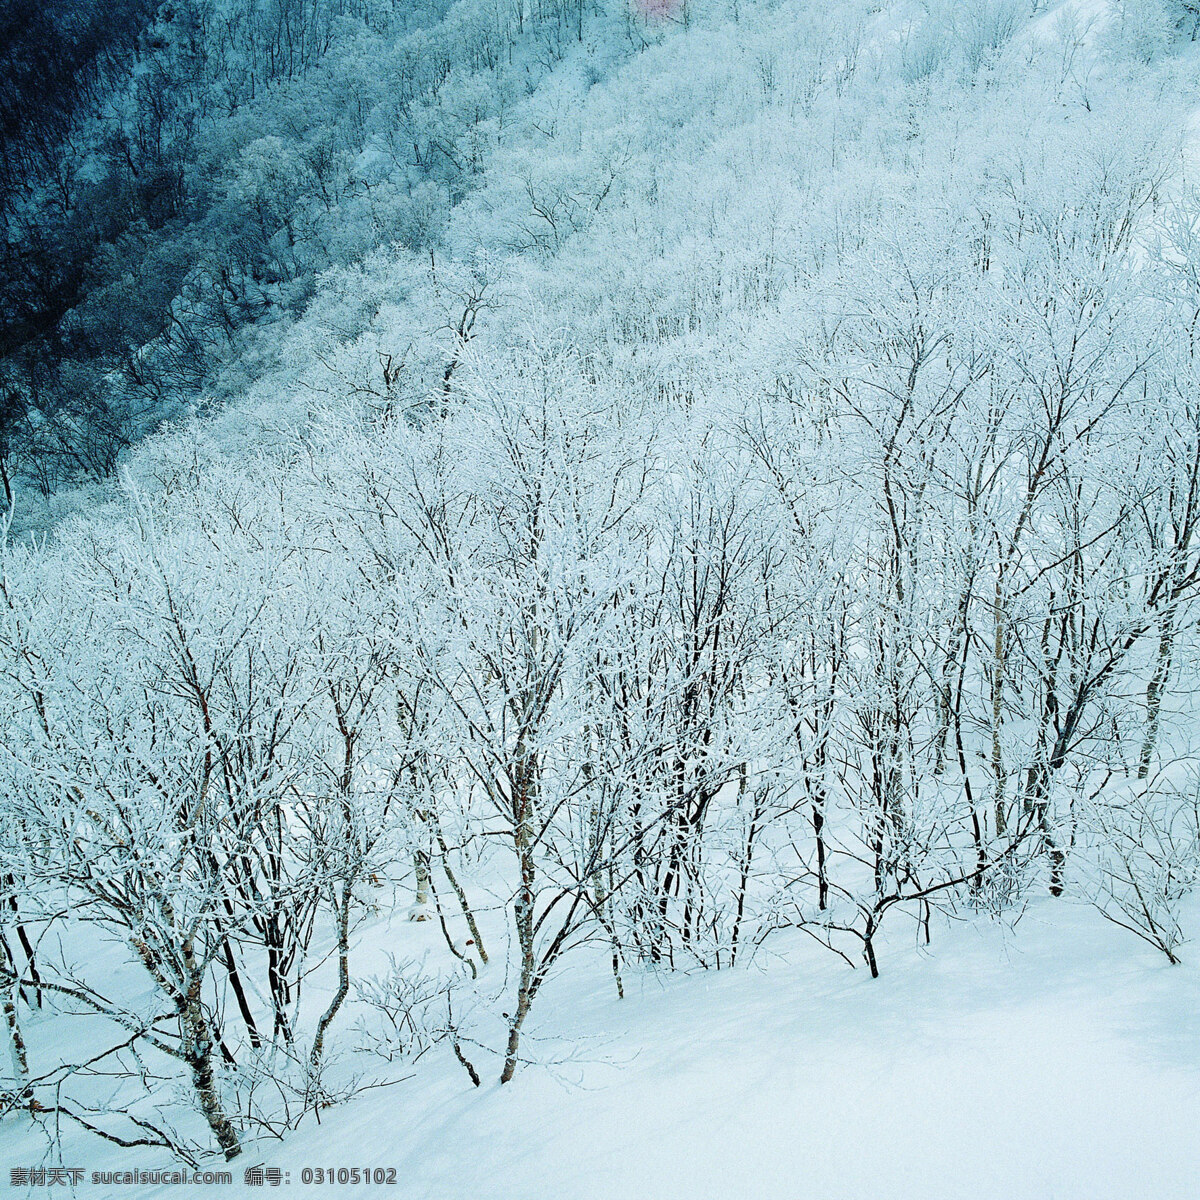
[
  {"xmin": 6, "ymin": 899, "xmax": 1193, "ymax": 1200},
  {"xmin": 330, "ymin": 902, "xmax": 1200, "ymax": 1200}
]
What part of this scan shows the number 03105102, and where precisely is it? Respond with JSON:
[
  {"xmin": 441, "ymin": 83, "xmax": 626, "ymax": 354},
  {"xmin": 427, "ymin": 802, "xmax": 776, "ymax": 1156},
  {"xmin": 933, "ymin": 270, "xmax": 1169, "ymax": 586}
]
[{"xmin": 300, "ymin": 1167, "xmax": 398, "ymax": 1185}]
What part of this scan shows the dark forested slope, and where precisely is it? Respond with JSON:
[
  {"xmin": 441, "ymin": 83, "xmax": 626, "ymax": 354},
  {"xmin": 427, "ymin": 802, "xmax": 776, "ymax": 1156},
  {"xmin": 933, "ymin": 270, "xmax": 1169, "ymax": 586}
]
[{"xmin": 0, "ymin": 0, "xmax": 599, "ymax": 502}]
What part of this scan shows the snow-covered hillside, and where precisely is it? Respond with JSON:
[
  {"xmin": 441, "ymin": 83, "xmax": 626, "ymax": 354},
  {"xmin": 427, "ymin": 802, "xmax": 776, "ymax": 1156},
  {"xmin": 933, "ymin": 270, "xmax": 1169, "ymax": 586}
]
[
  {"xmin": 3, "ymin": 1, "xmax": 1200, "ymax": 1196},
  {"xmin": 5, "ymin": 899, "xmax": 1199, "ymax": 1198}
]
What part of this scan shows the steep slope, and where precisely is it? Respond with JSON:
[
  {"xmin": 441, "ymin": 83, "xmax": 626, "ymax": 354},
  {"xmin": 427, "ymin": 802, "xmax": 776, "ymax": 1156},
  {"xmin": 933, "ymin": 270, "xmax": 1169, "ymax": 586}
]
[
  {"xmin": 0, "ymin": 0, "xmax": 626, "ymax": 518},
  {"xmin": 2, "ymin": 1, "xmax": 1200, "ymax": 1194}
]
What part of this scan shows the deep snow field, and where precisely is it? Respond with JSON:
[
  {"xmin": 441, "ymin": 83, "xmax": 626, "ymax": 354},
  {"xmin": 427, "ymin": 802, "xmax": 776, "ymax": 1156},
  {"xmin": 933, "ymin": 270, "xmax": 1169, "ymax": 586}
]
[
  {"xmin": 229, "ymin": 903, "xmax": 1200, "ymax": 1200},
  {"xmin": 5, "ymin": 898, "xmax": 1198, "ymax": 1200}
]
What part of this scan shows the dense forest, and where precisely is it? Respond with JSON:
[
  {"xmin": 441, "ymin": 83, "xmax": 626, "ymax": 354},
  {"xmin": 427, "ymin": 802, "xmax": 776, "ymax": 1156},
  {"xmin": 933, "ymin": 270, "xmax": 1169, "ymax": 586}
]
[
  {"xmin": 1, "ymin": 0, "xmax": 1199, "ymax": 1189},
  {"xmin": 1, "ymin": 0, "xmax": 599, "ymax": 503}
]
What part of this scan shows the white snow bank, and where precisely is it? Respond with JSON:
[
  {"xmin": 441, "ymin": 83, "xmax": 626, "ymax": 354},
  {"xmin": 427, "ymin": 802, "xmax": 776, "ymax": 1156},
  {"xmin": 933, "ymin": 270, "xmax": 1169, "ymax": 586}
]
[{"xmin": 238, "ymin": 901, "xmax": 1199, "ymax": 1200}]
